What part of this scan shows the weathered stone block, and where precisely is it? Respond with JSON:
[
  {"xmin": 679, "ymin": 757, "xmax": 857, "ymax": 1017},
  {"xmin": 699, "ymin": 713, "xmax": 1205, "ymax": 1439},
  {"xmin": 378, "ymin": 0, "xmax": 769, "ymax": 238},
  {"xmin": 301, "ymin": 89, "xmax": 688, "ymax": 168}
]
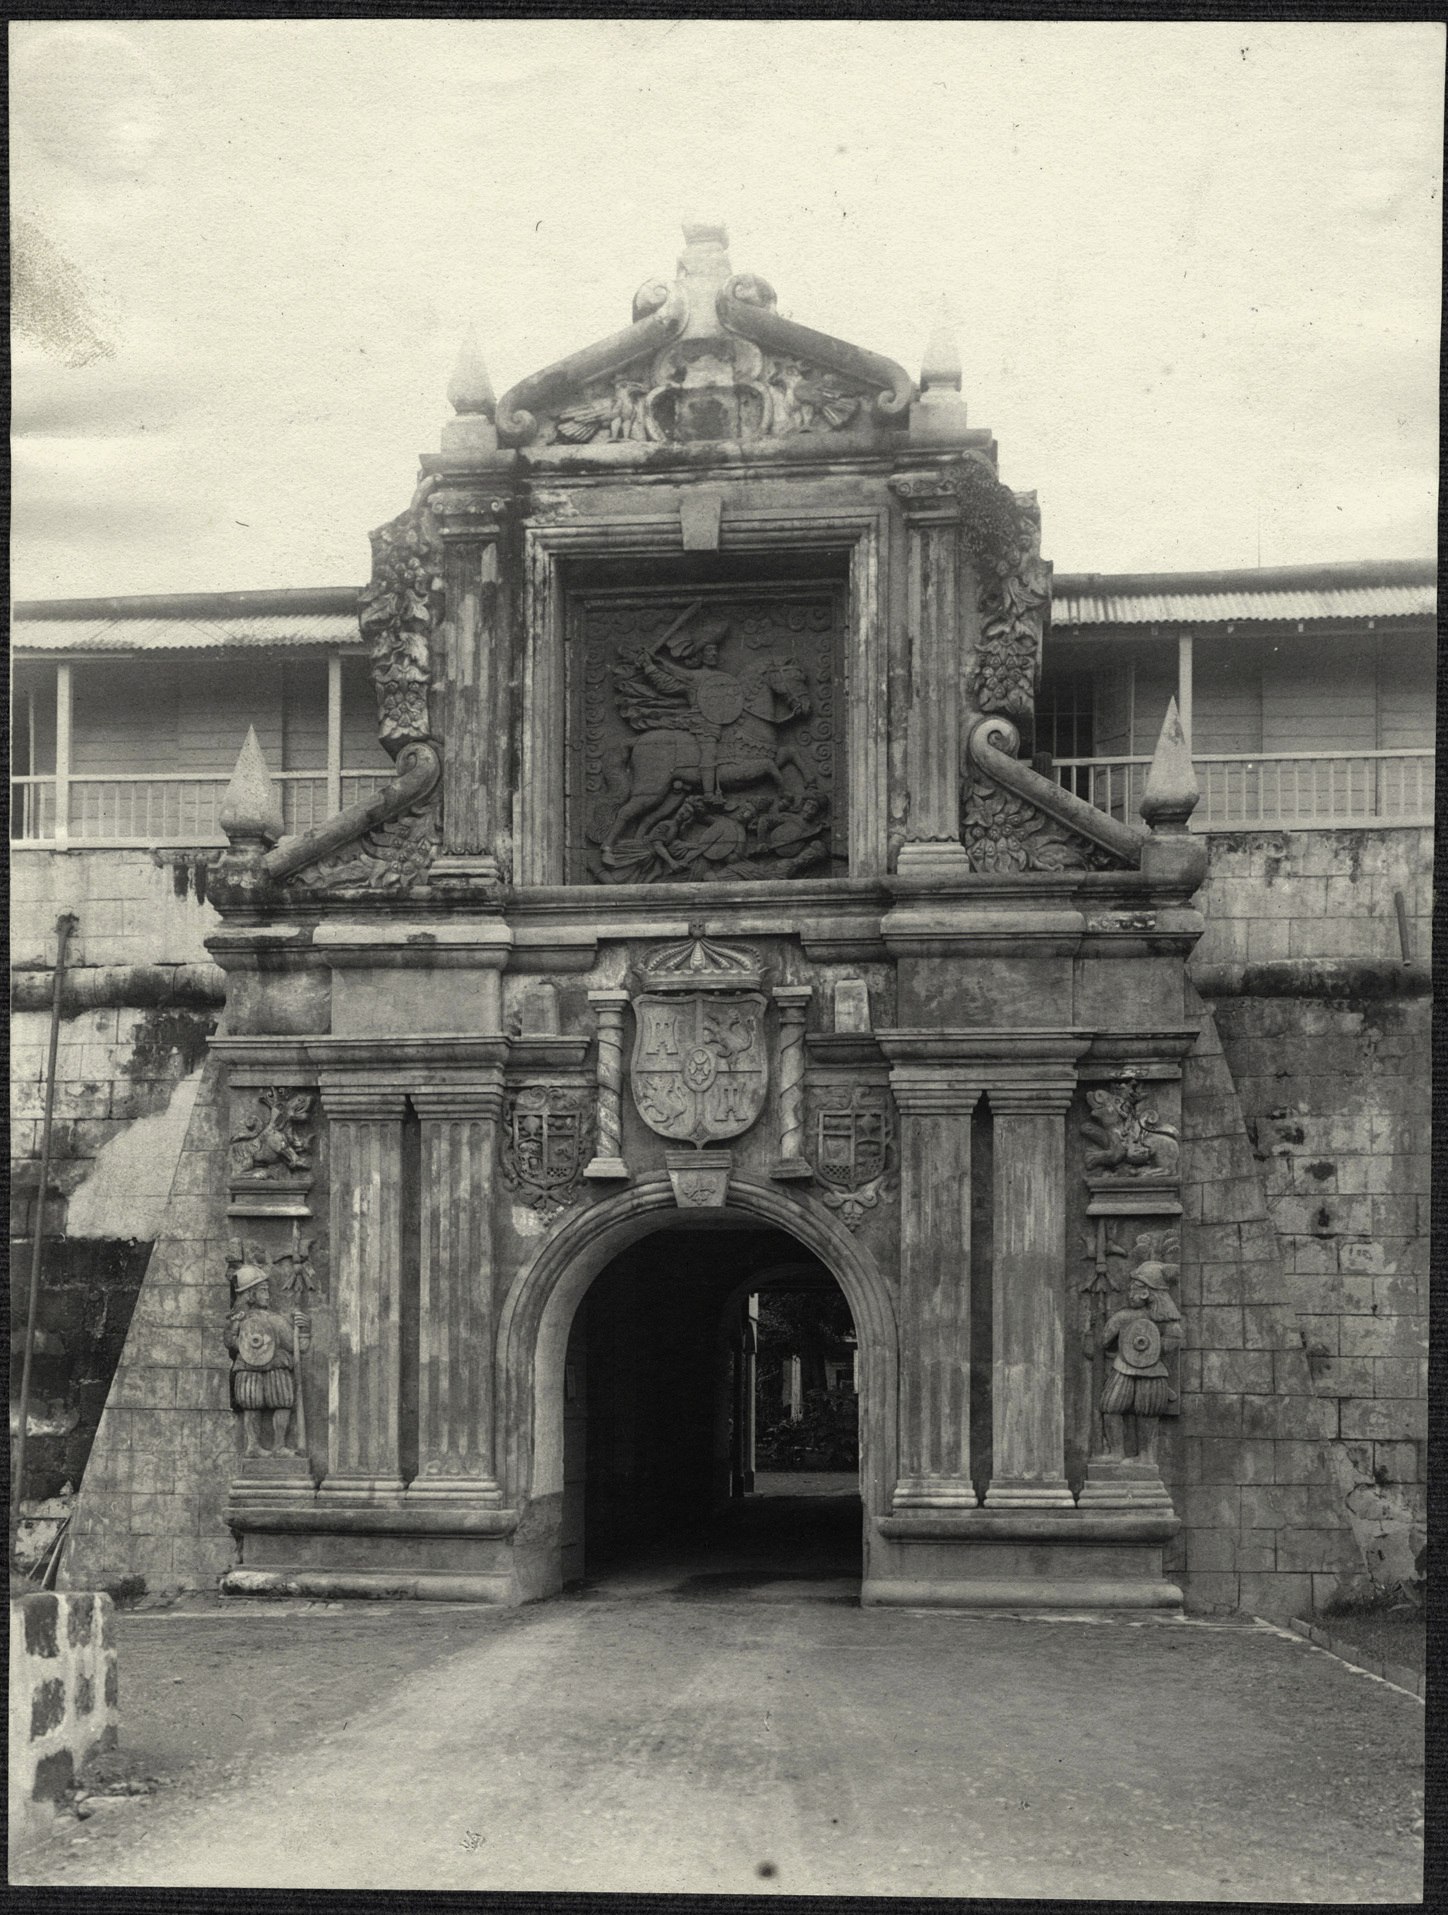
[
  {"xmin": 1236, "ymin": 1570, "xmax": 1313, "ymax": 1621},
  {"xmin": 1184, "ymin": 1527, "xmax": 1238, "ymax": 1572},
  {"xmin": 1241, "ymin": 1484, "xmax": 1310, "ymax": 1530},
  {"xmin": 1274, "ymin": 1527, "xmax": 1361, "ymax": 1575},
  {"xmin": 30, "ymin": 1677, "xmax": 66, "ymax": 1738},
  {"xmin": 1182, "ymin": 1390, "xmax": 1243, "ymax": 1437},
  {"xmin": 22, "ymin": 1593, "xmax": 61, "ymax": 1658},
  {"xmin": 1231, "ymin": 1529, "xmax": 1277, "ymax": 1572},
  {"xmin": 1340, "ymin": 1396, "xmax": 1425, "ymax": 1442},
  {"xmin": 1196, "ymin": 1262, "xmax": 1244, "ymax": 1307},
  {"xmin": 1201, "ymin": 1350, "xmax": 1273, "ymax": 1394},
  {"xmin": 1340, "ymin": 1314, "xmax": 1423, "ymax": 1360},
  {"xmin": 1181, "ymin": 1569, "xmax": 1240, "ymax": 1614},
  {"xmin": 1184, "ymin": 1482, "xmax": 1242, "ymax": 1531},
  {"xmin": 1195, "ymin": 1306, "xmax": 1245, "ymax": 1350}
]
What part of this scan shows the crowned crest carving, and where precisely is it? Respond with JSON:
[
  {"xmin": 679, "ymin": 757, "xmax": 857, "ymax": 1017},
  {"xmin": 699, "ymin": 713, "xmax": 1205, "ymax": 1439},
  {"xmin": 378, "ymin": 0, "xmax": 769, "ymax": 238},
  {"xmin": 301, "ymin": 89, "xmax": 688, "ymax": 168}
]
[
  {"xmin": 497, "ymin": 225, "xmax": 912, "ymax": 450},
  {"xmin": 629, "ymin": 927, "xmax": 769, "ymax": 1146},
  {"xmin": 578, "ymin": 592, "xmax": 841, "ymax": 884}
]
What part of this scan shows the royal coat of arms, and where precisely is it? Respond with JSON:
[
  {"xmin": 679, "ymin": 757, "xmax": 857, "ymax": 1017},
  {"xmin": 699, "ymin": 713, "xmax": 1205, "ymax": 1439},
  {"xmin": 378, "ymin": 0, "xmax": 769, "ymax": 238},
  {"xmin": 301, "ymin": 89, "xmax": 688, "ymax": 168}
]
[
  {"xmin": 500, "ymin": 1086, "xmax": 592, "ymax": 1216},
  {"xmin": 631, "ymin": 994, "xmax": 769, "ymax": 1145},
  {"xmin": 812, "ymin": 1085, "xmax": 896, "ymax": 1230}
]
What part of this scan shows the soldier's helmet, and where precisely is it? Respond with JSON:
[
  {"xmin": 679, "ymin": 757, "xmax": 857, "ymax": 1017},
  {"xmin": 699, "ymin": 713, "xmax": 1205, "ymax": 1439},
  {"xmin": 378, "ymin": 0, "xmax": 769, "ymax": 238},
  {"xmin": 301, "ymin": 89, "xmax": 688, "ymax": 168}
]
[{"xmin": 233, "ymin": 1260, "xmax": 270, "ymax": 1300}]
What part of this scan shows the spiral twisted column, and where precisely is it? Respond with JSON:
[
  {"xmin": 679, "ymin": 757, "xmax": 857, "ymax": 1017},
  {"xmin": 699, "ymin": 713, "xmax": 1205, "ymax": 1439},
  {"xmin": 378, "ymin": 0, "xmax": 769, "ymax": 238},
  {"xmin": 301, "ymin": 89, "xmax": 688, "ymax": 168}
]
[
  {"xmin": 585, "ymin": 990, "xmax": 631, "ymax": 1180},
  {"xmin": 770, "ymin": 986, "xmax": 814, "ymax": 1180}
]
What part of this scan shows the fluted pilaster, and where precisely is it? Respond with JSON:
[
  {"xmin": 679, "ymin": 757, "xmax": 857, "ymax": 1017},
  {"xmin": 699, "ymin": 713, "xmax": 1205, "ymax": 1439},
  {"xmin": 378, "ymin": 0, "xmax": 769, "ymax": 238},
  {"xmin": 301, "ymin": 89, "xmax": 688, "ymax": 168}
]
[
  {"xmin": 318, "ymin": 1084, "xmax": 408, "ymax": 1500},
  {"xmin": 409, "ymin": 1083, "xmax": 505, "ymax": 1504}
]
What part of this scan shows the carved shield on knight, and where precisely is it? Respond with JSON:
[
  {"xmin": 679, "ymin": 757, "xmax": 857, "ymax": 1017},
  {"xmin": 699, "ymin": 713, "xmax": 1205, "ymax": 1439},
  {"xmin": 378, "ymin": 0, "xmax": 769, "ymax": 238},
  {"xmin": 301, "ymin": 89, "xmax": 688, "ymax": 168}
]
[
  {"xmin": 501, "ymin": 1085, "xmax": 590, "ymax": 1215},
  {"xmin": 630, "ymin": 992, "xmax": 769, "ymax": 1144}
]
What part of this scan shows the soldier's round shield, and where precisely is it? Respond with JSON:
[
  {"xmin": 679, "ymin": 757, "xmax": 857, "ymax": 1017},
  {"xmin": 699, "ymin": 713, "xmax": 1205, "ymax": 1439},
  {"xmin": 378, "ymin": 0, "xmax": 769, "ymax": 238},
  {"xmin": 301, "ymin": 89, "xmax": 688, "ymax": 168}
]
[
  {"xmin": 1119, "ymin": 1316, "xmax": 1162, "ymax": 1370},
  {"xmin": 237, "ymin": 1319, "xmax": 277, "ymax": 1368}
]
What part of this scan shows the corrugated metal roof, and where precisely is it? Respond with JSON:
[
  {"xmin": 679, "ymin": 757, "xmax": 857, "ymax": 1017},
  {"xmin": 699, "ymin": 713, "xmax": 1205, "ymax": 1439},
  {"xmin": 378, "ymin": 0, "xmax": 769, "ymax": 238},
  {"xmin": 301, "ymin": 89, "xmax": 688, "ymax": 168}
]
[
  {"xmin": 1051, "ymin": 561, "xmax": 1436, "ymax": 629},
  {"xmin": 14, "ymin": 612, "xmax": 359, "ymax": 653}
]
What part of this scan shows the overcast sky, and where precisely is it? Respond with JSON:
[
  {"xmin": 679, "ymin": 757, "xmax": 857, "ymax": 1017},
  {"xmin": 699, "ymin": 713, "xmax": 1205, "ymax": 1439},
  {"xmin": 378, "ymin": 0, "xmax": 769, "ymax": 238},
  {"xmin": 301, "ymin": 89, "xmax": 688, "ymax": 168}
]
[{"xmin": 10, "ymin": 18, "xmax": 1442, "ymax": 599}]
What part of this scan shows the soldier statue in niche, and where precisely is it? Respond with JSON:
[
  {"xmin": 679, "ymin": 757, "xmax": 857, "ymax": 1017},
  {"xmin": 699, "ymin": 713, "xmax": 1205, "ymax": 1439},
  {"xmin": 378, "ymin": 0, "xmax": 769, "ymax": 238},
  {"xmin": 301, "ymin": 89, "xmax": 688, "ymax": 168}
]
[
  {"xmin": 1095, "ymin": 1255, "xmax": 1184, "ymax": 1464},
  {"xmin": 224, "ymin": 1244, "xmax": 311, "ymax": 1457}
]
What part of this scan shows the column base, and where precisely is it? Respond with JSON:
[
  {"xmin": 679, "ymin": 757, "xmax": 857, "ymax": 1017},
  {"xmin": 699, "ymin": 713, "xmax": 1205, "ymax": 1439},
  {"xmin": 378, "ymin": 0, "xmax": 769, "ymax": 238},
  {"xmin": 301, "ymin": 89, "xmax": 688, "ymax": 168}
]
[
  {"xmin": 769, "ymin": 1157, "xmax": 814, "ymax": 1181},
  {"xmin": 317, "ymin": 1473, "xmax": 408, "ymax": 1509},
  {"xmin": 405, "ymin": 1475, "xmax": 506, "ymax": 1509},
  {"xmin": 891, "ymin": 1475, "xmax": 980, "ymax": 1511},
  {"xmin": 895, "ymin": 839, "xmax": 972, "ymax": 879},
  {"xmin": 583, "ymin": 1157, "xmax": 630, "ymax": 1181},
  {"xmin": 431, "ymin": 853, "xmax": 503, "ymax": 886},
  {"xmin": 1077, "ymin": 1456, "xmax": 1177, "ymax": 1511},
  {"xmin": 984, "ymin": 1478, "xmax": 1077, "ymax": 1510}
]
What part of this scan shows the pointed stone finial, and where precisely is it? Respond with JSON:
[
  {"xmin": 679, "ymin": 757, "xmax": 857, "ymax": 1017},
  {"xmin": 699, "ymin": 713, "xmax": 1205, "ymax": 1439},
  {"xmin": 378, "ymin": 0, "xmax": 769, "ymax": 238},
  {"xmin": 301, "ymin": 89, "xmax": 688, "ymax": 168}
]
[
  {"xmin": 447, "ymin": 330, "xmax": 495, "ymax": 418},
  {"xmin": 219, "ymin": 726, "xmax": 283, "ymax": 848},
  {"xmin": 1140, "ymin": 697, "xmax": 1200, "ymax": 834},
  {"xmin": 911, "ymin": 300, "xmax": 969, "ymax": 441},
  {"xmin": 920, "ymin": 303, "xmax": 962, "ymax": 396},
  {"xmin": 441, "ymin": 330, "xmax": 499, "ymax": 453},
  {"xmin": 682, "ymin": 220, "xmax": 729, "ymax": 250}
]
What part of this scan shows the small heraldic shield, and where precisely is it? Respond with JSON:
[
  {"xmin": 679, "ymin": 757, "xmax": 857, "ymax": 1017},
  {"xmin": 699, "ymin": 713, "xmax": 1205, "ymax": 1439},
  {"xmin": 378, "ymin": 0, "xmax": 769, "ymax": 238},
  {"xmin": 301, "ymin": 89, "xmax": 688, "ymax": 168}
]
[
  {"xmin": 236, "ymin": 1318, "xmax": 278, "ymax": 1368},
  {"xmin": 1119, "ymin": 1316, "xmax": 1163, "ymax": 1370}
]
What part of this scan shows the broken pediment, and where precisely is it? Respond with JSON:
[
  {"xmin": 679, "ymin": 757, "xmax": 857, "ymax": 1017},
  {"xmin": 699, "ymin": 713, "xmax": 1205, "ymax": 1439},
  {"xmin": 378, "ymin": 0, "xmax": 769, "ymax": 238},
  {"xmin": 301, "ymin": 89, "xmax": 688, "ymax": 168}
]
[{"xmin": 495, "ymin": 223, "xmax": 914, "ymax": 450}]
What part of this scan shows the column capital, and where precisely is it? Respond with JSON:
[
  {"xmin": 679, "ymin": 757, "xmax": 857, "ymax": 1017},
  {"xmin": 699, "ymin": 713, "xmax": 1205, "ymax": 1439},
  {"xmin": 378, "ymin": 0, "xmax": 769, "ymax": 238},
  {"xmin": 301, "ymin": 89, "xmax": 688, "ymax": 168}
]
[
  {"xmin": 987, "ymin": 1085, "xmax": 1076, "ymax": 1116},
  {"xmin": 888, "ymin": 1065, "xmax": 985, "ymax": 1115},
  {"xmin": 772, "ymin": 985, "xmax": 813, "ymax": 1015},
  {"xmin": 410, "ymin": 1083, "xmax": 504, "ymax": 1123},
  {"xmin": 587, "ymin": 988, "xmax": 631, "ymax": 1013},
  {"xmin": 318, "ymin": 1081, "xmax": 410, "ymax": 1120}
]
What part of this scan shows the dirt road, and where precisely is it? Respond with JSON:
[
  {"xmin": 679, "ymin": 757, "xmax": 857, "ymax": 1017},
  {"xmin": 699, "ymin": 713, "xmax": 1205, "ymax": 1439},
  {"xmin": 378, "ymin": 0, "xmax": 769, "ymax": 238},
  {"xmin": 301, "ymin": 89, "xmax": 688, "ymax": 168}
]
[{"xmin": 15, "ymin": 1594, "xmax": 1423, "ymax": 1898}]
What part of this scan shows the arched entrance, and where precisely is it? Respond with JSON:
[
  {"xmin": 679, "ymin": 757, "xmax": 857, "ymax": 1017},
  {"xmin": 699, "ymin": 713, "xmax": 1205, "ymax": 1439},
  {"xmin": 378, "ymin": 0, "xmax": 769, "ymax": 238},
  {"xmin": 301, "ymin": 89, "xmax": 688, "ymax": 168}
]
[{"xmin": 496, "ymin": 1177, "xmax": 898, "ymax": 1604}]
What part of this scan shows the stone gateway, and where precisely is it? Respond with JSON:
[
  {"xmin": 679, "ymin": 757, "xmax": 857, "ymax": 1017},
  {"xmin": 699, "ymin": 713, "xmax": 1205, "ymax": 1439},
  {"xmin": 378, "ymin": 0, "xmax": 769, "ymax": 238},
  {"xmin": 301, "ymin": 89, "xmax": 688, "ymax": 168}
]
[{"xmin": 69, "ymin": 224, "xmax": 1219, "ymax": 1610}]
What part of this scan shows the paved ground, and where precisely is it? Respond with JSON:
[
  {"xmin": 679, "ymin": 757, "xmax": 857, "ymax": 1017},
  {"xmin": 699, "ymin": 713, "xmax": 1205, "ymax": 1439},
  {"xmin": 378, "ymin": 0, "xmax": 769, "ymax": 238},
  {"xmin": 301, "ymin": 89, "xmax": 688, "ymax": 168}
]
[{"xmin": 14, "ymin": 1487, "xmax": 1425, "ymax": 1899}]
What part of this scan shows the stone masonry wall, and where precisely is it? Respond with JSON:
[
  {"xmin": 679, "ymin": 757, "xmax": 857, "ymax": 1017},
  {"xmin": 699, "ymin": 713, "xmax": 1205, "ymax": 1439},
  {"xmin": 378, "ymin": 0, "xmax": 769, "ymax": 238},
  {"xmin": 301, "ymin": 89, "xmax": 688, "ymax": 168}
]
[
  {"xmin": 8, "ymin": 1592, "xmax": 119, "ymax": 1846},
  {"xmin": 1168, "ymin": 828, "xmax": 1432, "ymax": 1618}
]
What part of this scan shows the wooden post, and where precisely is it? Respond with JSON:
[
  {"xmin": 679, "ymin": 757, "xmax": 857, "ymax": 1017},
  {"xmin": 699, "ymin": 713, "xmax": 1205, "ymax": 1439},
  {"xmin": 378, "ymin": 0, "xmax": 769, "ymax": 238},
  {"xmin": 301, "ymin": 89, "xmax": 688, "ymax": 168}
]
[
  {"xmin": 54, "ymin": 662, "xmax": 72, "ymax": 849},
  {"xmin": 326, "ymin": 652, "xmax": 343, "ymax": 818}
]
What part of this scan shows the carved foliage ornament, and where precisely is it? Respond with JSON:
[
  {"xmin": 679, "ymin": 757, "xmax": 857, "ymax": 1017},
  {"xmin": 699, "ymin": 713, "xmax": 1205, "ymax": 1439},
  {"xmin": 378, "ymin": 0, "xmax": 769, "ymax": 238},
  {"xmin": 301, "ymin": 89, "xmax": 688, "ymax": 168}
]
[
  {"xmin": 812, "ymin": 1085, "xmax": 897, "ymax": 1231},
  {"xmin": 890, "ymin": 464, "xmax": 1047, "ymax": 724},
  {"xmin": 501, "ymin": 1086, "xmax": 592, "ymax": 1218},
  {"xmin": 961, "ymin": 775, "xmax": 1118, "ymax": 874}
]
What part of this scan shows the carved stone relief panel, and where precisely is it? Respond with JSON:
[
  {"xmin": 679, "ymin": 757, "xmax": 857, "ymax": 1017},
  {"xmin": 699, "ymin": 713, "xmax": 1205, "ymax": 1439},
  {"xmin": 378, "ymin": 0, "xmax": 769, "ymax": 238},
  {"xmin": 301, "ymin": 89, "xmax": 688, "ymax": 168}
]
[
  {"xmin": 500, "ymin": 1086, "xmax": 593, "ymax": 1219},
  {"xmin": 570, "ymin": 586, "xmax": 845, "ymax": 884},
  {"xmin": 228, "ymin": 1088, "xmax": 315, "ymax": 1218},
  {"xmin": 810, "ymin": 1083, "xmax": 897, "ymax": 1232}
]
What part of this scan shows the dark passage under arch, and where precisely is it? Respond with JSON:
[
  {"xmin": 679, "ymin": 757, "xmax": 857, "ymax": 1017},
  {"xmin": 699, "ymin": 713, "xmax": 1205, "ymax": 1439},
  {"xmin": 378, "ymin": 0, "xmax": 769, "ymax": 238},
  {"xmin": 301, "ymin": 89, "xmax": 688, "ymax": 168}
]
[{"xmin": 561, "ymin": 1224, "xmax": 862, "ymax": 1598}]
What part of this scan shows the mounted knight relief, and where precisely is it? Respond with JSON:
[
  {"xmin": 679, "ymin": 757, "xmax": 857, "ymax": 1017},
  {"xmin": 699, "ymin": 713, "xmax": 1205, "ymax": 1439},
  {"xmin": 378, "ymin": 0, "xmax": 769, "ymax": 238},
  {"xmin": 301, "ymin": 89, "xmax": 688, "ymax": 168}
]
[{"xmin": 574, "ymin": 590, "xmax": 843, "ymax": 884}]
